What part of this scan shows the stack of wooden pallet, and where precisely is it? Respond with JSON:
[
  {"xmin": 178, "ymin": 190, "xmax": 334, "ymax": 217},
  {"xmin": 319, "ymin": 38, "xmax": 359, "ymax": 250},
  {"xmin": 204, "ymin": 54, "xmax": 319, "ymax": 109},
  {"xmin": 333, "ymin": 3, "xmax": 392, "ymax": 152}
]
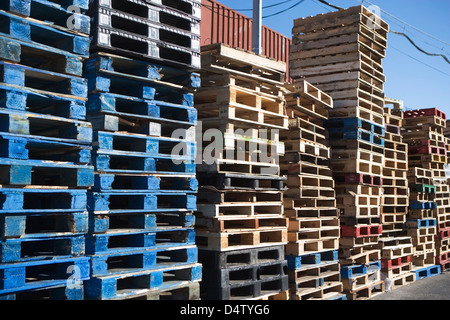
[
  {"xmin": 401, "ymin": 108, "xmax": 445, "ymax": 281},
  {"xmin": 281, "ymin": 80, "xmax": 345, "ymax": 300},
  {"xmin": 441, "ymin": 121, "xmax": 450, "ymax": 272},
  {"xmin": 377, "ymin": 99, "xmax": 415, "ymax": 291},
  {"xmin": 0, "ymin": 0, "xmax": 93, "ymax": 299},
  {"xmin": 194, "ymin": 43, "xmax": 289, "ymax": 300},
  {"xmin": 290, "ymin": 5, "xmax": 389, "ymax": 300},
  {"xmin": 83, "ymin": 0, "xmax": 202, "ymax": 300}
]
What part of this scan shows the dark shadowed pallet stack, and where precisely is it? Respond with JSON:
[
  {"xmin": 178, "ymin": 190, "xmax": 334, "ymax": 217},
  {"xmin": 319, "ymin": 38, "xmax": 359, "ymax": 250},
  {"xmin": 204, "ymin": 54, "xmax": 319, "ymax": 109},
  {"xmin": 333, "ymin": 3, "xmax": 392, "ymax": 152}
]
[
  {"xmin": 194, "ymin": 43, "xmax": 289, "ymax": 300},
  {"xmin": 83, "ymin": 0, "xmax": 202, "ymax": 300},
  {"xmin": 0, "ymin": 0, "xmax": 93, "ymax": 300},
  {"xmin": 290, "ymin": 5, "xmax": 389, "ymax": 300},
  {"xmin": 280, "ymin": 80, "xmax": 346, "ymax": 300}
]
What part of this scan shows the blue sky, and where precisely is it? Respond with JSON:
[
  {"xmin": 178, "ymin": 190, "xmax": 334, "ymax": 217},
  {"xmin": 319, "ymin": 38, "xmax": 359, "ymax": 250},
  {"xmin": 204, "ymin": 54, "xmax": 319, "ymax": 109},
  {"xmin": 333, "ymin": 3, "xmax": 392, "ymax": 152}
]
[{"xmin": 213, "ymin": 0, "xmax": 450, "ymax": 115}]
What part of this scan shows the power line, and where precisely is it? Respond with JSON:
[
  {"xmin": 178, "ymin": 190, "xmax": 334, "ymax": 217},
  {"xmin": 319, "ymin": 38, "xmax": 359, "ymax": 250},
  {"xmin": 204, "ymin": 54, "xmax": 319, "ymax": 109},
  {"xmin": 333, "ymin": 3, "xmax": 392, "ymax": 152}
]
[
  {"xmin": 390, "ymin": 45, "xmax": 450, "ymax": 77},
  {"xmin": 316, "ymin": 0, "xmax": 343, "ymax": 10},
  {"xmin": 232, "ymin": 0, "xmax": 296, "ymax": 12},
  {"xmin": 263, "ymin": 0, "xmax": 306, "ymax": 18},
  {"xmin": 391, "ymin": 31, "xmax": 450, "ymax": 65}
]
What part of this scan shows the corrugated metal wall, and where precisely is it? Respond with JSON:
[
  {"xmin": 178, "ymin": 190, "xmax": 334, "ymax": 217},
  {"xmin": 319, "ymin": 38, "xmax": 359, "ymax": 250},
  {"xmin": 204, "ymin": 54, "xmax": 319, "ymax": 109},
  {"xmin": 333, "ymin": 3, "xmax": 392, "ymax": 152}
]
[{"xmin": 201, "ymin": 0, "xmax": 291, "ymax": 66}]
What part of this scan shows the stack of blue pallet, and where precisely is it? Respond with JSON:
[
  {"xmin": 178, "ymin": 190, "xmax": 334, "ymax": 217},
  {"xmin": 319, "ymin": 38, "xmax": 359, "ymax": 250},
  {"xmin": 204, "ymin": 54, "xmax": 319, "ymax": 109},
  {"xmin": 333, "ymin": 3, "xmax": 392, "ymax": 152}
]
[
  {"xmin": 83, "ymin": 0, "xmax": 202, "ymax": 300},
  {"xmin": 0, "ymin": 0, "xmax": 93, "ymax": 299}
]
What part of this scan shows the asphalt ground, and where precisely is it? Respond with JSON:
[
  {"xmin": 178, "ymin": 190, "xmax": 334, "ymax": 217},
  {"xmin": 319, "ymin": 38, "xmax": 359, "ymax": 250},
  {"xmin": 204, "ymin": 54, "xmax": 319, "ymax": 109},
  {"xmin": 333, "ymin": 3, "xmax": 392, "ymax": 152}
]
[{"xmin": 370, "ymin": 270, "xmax": 450, "ymax": 300}]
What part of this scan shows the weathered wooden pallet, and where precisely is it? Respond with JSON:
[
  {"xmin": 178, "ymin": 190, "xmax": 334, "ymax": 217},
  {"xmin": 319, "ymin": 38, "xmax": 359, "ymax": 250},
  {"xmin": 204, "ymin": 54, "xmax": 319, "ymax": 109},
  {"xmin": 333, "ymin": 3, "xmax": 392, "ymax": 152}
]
[
  {"xmin": 0, "ymin": 10, "xmax": 89, "ymax": 57},
  {"xmin": 196, "ymin": 172, "xmax": 286, "ymax": 191},
  {"xmin": 195, "ymin": 229, "xmax": 287, "ymax": 252},
  {"xmin": 195, "ymin": 216, "xmax": 288, "ymax": 233},
  {"xmin": 0, "ymin": 83, "xmax": 86, "ymax": 120},
  {"xmin": 93, "ymin": 130, "xmax": 195, "ymax": 159},
  {"xmin": 196, "ymin": 202, "xmax": 283, "ymax": 219},
  {"xmin": 0, "ymin": 282, "xmax": 85, "ymax": 300},
  {"xmin": 286, "ymin": 249, "xmax": 338, "ymax": 270},
  {"xmin": 292, "ymin": 5, "xmax": 389, "ymax": 37},
  {"xmin": 0, "ymin": 256, "xmax": 90, "ymax": 296},
  {"xmin": 107, "ymin": 281, "xmax": 200, "ymax": 301},
  {"xmin": 0, "ymin": 35, "xmax": 84, "ymax": 76},
  {"xmin": 85, "ymin": 51, "xmax": 200, "ymax": 90},
  {"xmin": 92, "ymin": 150, "xmax": 195, "ymax": 175},
  {"xmin": 87, "ymin": 191, "xmax": 197, "ymax": 214},
  {"xmin": 0, "ymin": 157, "xmax": 94, "ymax": 187},
  {"xmin": 0, "ymin": 187, "xmax": 87, "ymax": 213},
  {"xmin": 0, "ymin": 210, "xmax": 87, "ymax": 239},
  {"xmin": 0, "ymin": 61, "xmax": 87, "ymax": 99},
  {"xmin": 328, "ymin": 105, "xmax": 384, "ymax": 126},
  {"xmin": 85, "ymin": 263, "xmax": 202, "ymax": 300},
  {"xmin": 93, "ymin": 173, "xmax": 197, "ymax": 193},
  {"xmin": 200, "ymin": 43, "xmax": 287, "ymax": 83},
  {"xmin": 0, "ymin": 234, "xmax": 85, "ymax": 263},
  {"xmin": 1, "ymin": 0, "xmax": 90, "ymax": 35},
  {"xmin": 0, "ymin": 133, "xmax": 92, "ymax": 165},
  {"xmin": 285, "ymin": 238, "xmax": 339, "ymax": 257}
]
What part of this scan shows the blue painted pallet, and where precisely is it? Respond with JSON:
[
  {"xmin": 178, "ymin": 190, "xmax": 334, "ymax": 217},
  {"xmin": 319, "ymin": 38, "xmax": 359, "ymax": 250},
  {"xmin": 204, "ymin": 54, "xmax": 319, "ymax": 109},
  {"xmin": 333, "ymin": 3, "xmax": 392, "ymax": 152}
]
[
  {"xmin": 93, "ymin": 151, "xmax": 196, "ymax": 175},
  {"xmin": 340, "ymin": 261, "xmax": 381, "ymax": 279},
  {"xmin": 0, "ymin": 83, "xmax": 86, "ymax": 120},
  {"xmin": 0, "ymin": 61, "xmax": 88, "ymax": 98},
  {"xmin": 0, "ymin": 109, "xmax": 92, "ymax": 145},
  {"xmin": 324, "ymin": 117, "xmax": 385, "ymax": 136},
  {"xmin": 86, "ymin": 228, "xmax": 195, "ymax": 254},
  {"xmin": 406, "ymin": 218, "xmax": 437, "ymax": 229},
  {"xmin": 93, "ymin": 131, "xmax": 196, "ymax": 159},
  {"xmin": 0, "ymin": 0, "xmax": 90, "ymax": 14},
  {"xmin": 93, "ymin": 173, "xmax": 198, "ymax": 192},
  {"xmin": 0, "ymin": 256, "xmax": 90, "ymax": 295},
  {"xmin": 87, "ymin": 191, "xmax": 197, "ymax": 213},
  {"xmin": 0, "ymin": 0, "xmax": 90, "ymax": 35},
  {"xmin": 0, "ymin": 157, "xmax": 94, "ymax": 187},
  {"xmin": 328, "ymin": 128, "xmax": 385, "ymax": 147},
  {"xmin": 409, "ymin": 201, "xmax": 438, "ymax": 210},
  {"xmin": 86, "ymin": 92, "xmax": 197, "ymax": 126},
  {"xmin": 0, "ymin": 234, "xmax": 85, "ymax": 263},
  {"xmin": 0, "ymin": 188, "xmax": 87, "ymax": 213},
  {"xmin": 0, "ymin": 35, "xmax": 83, "ymax": 76},
  {"xmin": 412, "ymin": 265, "xmax": 441, "ymax": 280},
  {"xmin": 85, "ymin": 263, "xmax": 201, "ymax": 300},
  {"xmin": 0, "ymin": 10, "xmax": 89, "ymax": 57},
  {"xmin": 0, "ymin": 211, "xmax": 88, "ymax": 239},
  {"xmin": 89, "ymin": 212, "xmax": 195, "ymax": 234},
  {"xmin": 89, "ymin": 244, "xmax": 198, "ymax": 277},
  {"xmin": 84, "ymin": 52, "xmax": 200, "ymax": 89},
  {"xmin": 0, "ymin": 134, "xmax": 91, "ymax": 164},
  {"xmin": 0, "ymin": 282, "xmax": 84, "ymax": 300},
  {"xmin": 286, "ymin": 250, "xmax": 338, "ymax": 270},
  {"xmin": 85, "ymin": 72, "xmax": 195, "ymax": 106}
]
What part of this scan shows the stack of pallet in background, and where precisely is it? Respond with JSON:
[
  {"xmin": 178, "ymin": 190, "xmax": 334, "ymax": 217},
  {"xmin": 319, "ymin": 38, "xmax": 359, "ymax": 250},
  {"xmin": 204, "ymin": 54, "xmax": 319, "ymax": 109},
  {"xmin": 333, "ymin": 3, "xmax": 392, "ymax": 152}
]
[
  {"xmin": 0, "ymin": 0, "xmax": 92, "ymax": 299},
  {"xmin": 83, "ymin": 0, "xmax": 202, "ymax": 300},
  {"xmin": 194, "ymin": 43, "xmax": 289, "ymax": 300},
  {"xmin": 442, "ymin": 121, "xmax": 450, "ymax": 272},
  {"xmin": 290, "ymin": 5, "xmax": 389, "ymax": 300},
  {"xmin": 377, "ymin": 98, "xmax": 415, "ymax": 291},
  {"xmin": 401, "ymin": 108, "xmax": 445, "ymax": 281},
  {"xmin": 280, "ymin": 81, "xmax": 345, "ymax": 300}
]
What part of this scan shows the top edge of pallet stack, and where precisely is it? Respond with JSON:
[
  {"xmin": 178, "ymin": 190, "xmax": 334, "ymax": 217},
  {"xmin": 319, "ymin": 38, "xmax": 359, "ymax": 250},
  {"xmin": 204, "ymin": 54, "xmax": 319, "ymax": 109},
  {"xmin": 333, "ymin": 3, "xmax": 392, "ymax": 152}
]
[
  {"xmin": 292, "ymin": 5, "xmax": 389, "ymax": 35},
  {"xmin": 1, "ymin": 0, "xmax": 91, "ymax": 36},
  {"xmin": 90, "ymin": 0, "xmax": 201, "ymax": 21},
  {"xmin": 201, "ymin": 43, "xmax": 287, "ymax": 76}
]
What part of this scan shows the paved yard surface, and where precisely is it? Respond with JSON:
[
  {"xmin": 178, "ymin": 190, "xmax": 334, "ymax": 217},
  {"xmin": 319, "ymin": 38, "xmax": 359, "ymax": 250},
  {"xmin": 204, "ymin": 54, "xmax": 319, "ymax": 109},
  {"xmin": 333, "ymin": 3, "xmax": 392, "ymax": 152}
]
[{"xmin": 370, "ymin": 271, "xmax": 450, "ymax": 300}]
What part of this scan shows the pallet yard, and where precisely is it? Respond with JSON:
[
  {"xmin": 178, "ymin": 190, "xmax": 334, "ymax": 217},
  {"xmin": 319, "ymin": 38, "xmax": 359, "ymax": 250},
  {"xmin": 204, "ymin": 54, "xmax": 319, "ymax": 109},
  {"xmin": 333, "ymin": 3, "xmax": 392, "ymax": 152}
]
[{"xmin": 0, "ymin": 0, "xmax": 448, "ymax": 301}]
